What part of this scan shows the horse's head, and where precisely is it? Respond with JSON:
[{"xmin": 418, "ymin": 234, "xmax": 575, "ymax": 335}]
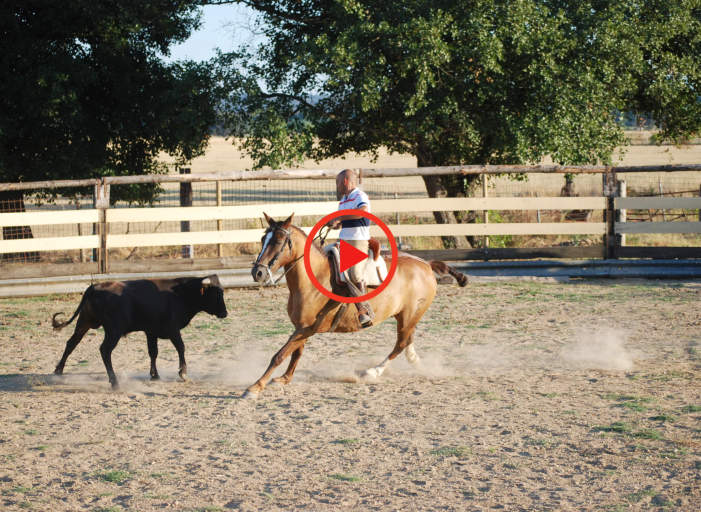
[{"xmin": 252, "ymin": 212, "xmax": 296, "ymax": 284}]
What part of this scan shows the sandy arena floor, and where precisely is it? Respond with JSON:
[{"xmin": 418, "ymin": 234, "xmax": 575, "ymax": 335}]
[{"xmin": 0, "ymin": 280, "xmax": 699, "ymax": 511}]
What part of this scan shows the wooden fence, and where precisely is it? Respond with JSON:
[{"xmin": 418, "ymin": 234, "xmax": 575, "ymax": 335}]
[{"xmin": 1, "ymin": 165, "xmax": 700, "ymax": 276}]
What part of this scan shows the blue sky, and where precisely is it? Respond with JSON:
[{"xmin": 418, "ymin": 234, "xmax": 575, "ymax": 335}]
[{"xmin": 164, "ymin": 3, "xmax": 263, "ymax": 62}]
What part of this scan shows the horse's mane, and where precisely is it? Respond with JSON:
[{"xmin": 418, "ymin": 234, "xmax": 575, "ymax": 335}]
[{"xmin": 290, "ymin": 224, "xmax": 325, "ymax": 256}]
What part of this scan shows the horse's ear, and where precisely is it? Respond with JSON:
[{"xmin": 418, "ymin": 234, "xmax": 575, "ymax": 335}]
[
  {"xmin": 282, "ymin": 213, "xmax": 294, "ymax": 228},
  {"xmin": 263, "ymin": 212, "xmax": 274, "ymax": 226}
]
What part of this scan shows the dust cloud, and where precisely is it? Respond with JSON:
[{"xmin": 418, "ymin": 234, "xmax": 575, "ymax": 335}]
[{"xmin": 560, "ymin": 328, "xmax": 634, "ymax": 371}]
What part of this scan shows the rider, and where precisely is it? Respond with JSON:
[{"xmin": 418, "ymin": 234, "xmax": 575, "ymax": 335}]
[{"xmin": 328, "ymin": 169, "xmax": 373, "ymax": 328}]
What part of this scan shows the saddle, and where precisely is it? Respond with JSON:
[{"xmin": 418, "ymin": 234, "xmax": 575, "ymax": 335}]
[{"xmin": 323, "ymin": 238, "xmax": 388, "ymax": 287}]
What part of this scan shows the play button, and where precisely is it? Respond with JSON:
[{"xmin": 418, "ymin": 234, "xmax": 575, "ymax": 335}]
[
  {"xmin": 339, "ymin": 240, "xmax": 369, "ymax": 273},
  {"xmin": 304, "ymin": 209, "xmax": 398, "ymax": 304}
]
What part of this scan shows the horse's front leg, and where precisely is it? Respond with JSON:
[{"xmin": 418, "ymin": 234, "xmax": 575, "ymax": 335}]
[
  {"xmin": 244, "ymin": 301, "xmax": 339, "ymax": 398},
  {"xmin": 271, "ymin": 343, "xmax": 305, "ymax": 386},
  {"xmin": 244, "ymin": 331, "xmax": 308, "ymax": 397}
]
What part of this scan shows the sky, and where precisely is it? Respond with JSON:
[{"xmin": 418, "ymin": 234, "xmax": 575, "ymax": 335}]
[{"xmin": 164, "ymin": 3, "xmax": 263, "ymax": 62}]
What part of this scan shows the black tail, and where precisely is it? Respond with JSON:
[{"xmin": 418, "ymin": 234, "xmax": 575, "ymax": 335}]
[
  {"xmin": 52, "ymin": 285, "xmax": 93, "ymax": 330},
  {"xmin": 430, "ymin": 261, "xmax": 469, "ymax": 287}
]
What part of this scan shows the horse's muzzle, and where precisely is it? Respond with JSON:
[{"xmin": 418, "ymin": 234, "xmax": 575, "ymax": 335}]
[{"xmin": 252, "ymin": 264, "xmax": 272, "ymax": 284}]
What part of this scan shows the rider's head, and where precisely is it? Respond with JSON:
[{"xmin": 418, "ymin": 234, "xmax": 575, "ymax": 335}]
[{"xmin": 336, "ymin": 169, "xmax": 358, "ymax": 200}]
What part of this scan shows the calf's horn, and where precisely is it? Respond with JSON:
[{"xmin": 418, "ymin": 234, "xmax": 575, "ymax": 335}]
[{"xmin": 203, "ymin": 274, "xmax": 222, "ymax": 287}]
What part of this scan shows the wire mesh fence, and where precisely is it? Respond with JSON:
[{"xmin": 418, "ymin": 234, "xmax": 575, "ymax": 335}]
[{"xmin": 1, "ymin": 169, "xmax": 699, "ymax": 269}]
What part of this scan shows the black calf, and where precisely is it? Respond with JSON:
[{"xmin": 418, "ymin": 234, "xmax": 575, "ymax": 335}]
[{"xmin": 52, "ymin": 275, "xmax": 227, "ymax": 388}]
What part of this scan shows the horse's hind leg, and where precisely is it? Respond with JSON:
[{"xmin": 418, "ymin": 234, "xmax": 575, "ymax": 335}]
[
  {"xmin": 364, "ymin": 316, "xmax": 417, "ymax": 379},
  {"xmin": 405, "ymin": 342, "xmax": 420, "ymax": 366}
]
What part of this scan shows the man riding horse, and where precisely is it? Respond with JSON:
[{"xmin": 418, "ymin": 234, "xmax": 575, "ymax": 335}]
[{"xmin": 327, "ymin": 168, "xmax": 374, "ymax": 328}]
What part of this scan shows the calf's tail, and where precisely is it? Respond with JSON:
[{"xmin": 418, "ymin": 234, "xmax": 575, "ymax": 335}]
[
  {"xmin": 430, "ymin": 261, "xmax": 469, "ymax": 287},
  {"xmin": 52, "ymin": 285, "xmax": 93, "ymax": 330}
]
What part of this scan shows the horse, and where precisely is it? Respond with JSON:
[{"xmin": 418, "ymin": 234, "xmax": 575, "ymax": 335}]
[{"xmin": 245, "ymin": 212, "xmax": 468, "ymax": 397}]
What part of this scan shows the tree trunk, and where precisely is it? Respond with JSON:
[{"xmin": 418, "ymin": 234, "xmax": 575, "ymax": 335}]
[
  {"xmin": 561, "ymin": 173, "xmax": 575, "ymax": 197},
  {"xmin": 416, "ymin": 143, "xmax": 483, "ymax": 248},
  {"xmin": 442, "ymin": 173, "xmax": 482, "ymax": 248},
  {"xmin": 0, "ymin": 190, "xmax": 39, "ymax": 263},
  {"xmin": 417, "ymin": 146, "xmax": 460, "ymax": 248}
]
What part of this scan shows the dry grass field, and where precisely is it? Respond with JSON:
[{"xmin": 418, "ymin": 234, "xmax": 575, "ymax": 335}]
[
  {"xmin": 161, "ymin": 132, "xmax": 701, "ymax": 174},
  {"xmin": 0, "ymin": 280, "xmax": 699, "ymax": 511},
  {"xmin": 156, "ymin": 134, "xmax": 701, "ymax": 255}
]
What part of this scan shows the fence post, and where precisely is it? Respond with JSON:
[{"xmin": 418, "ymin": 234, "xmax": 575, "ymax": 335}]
[
  {"xmin": 76, "ymin": 198, "xmax": 85, "ymax": 263},
  {"xmin": 216, "ymin": 180, "xmax": 223, "ymax": 258},
  {"xmin": 616, "ymin": 180, "xmax": 627, "ymax": 249},
  {"xmin": 180, "ymin": 168, "xmax": 193, "ymax": 259},
  {"xmin": 603, "ymin": 167, "xmax": 617, "ymax": 259},
  {"xmin": 93, "ymin": 180, "xmax": 110, "ymax": 274},
  {"xmin": 482, "ymin": 174, "xmax": 489, "ymax": 249},
  {"xmin": 698, "ymin": 185, "xmax": 700, "ymax": 222}
]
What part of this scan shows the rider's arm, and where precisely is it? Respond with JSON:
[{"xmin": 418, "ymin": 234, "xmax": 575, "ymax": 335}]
[{"xmin": 328, "ymin": 205, "xmax": 369, "ymax": 228}]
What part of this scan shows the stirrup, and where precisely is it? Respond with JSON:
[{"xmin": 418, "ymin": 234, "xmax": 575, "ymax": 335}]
[{"xmin": 358, "ymin": 312, "xmax": 372, "ymax": 328}]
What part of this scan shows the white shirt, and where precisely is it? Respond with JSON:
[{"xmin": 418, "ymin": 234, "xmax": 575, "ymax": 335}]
[{"xmin": 338, "ymin": 187, "xmax": 371, "ymax": 240}]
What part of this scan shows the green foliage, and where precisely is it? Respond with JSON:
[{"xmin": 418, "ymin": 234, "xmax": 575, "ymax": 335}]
[
  {"xmin": 218, "ymin": 0, "xmax": 700, "ymax": 171},
  {"xmin": 0, "ymin": 1, "xmax": 218, "ymax": 204},
  {"xmin": 332, "ymin": 438, "xmax": 360, "ymax": 445},
  {"xmin": 430, "ymin": 445, "xmax": 472, "ymax": 457},
  {"xmin": 96, "ymin": 470, "xmax": 132, "ymax": 484},
  {"xmin": 593, "ymin": 421, "xmax": 632, "ymax": 434},
  {"xmin": 328, "ymin": 473, "xmax": 362, "ymax": 482}
]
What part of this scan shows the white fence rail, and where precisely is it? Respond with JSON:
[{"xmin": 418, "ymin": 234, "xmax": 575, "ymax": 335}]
[{"xmin": 1, "ymin": 196, "xmax": 699, "ymax": 256}]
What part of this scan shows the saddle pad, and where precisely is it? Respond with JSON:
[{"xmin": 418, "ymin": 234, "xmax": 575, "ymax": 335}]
[{"xmin": 323, "ymin": 243, "xmax": 388, "ymax": 287}]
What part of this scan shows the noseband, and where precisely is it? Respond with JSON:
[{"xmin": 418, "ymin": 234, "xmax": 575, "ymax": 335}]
[{"xmin": 254, "ymin": 225, "xmax": 294, "ymax": 284}]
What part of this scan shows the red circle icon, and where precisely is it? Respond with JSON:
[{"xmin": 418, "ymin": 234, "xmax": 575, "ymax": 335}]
[{"xmin": 303, "ymin": 209, "xmax": 398, "ymax": 303}]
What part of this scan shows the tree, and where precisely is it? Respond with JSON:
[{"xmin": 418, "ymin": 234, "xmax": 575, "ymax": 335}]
[
  {"xmin": 0, "ymin": 1, "xmax": 218, "ymax": 206},
  {"xmin": 217, "ymin": 0, "xmax": 700, "ymax": 246}
]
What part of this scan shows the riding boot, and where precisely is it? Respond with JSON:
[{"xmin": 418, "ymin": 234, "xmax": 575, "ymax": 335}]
[{"xmin": 355, "ymin": 281, "xmax": 373, "ymax": 328}]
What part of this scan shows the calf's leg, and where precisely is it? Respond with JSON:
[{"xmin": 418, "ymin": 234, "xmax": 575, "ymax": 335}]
[
  {"xmin": 147, "ymin": 335, "xmax": 159, "ymax": 380},
  {"xmin": 99, "ymin": 332, "xmax": 121, "ymax": 389},
  {"xmin": 169, "ymin": 332, "xmax": 189, "ymax": 382},
  {"xmin": 54, "ymin": 315, "xmax": 92, "ymax": 375}
]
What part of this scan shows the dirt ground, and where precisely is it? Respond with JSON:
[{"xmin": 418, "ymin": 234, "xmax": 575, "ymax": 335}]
[{"xmin": 0, "ymin": 280, "xmax": 699, "ymax": 511}]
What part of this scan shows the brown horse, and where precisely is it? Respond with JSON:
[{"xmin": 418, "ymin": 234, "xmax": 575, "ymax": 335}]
[{"xmin": 245, "ymin": 213, "xmax": 467, "ymax": 397}]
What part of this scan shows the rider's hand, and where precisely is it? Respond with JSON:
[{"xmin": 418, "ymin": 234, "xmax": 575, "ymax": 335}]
[{"xmin": 327, "ymin": 220, "xmax": 341, "ymax": 229}]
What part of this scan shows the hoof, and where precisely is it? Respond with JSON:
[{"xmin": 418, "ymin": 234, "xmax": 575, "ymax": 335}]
[
  {"xmin": 271, "ymin": 376, "xmax": 289, "ymax": 386},
  {"xmin": 179, "ymin": 374, "xmax": 192, "ymax": 383},
  {"xmin": 241, "ymin": 389, "xmax": 259, "ymax": 400},
  {"xmin": 150, "ymin": 374, "xmax": 160, "ymax": 381},
  {"xmin": 362, "ymin": 367, "xmax": 380, "ymax": 380},
  {"xmin": 53, "ymin": 369, "xmax": 63, "ymax": 376}
]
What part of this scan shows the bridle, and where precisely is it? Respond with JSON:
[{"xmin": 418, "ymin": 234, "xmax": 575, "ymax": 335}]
[{"xmin": 253, "ymin": 223, "xmax": 330, "ymax": 286}]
